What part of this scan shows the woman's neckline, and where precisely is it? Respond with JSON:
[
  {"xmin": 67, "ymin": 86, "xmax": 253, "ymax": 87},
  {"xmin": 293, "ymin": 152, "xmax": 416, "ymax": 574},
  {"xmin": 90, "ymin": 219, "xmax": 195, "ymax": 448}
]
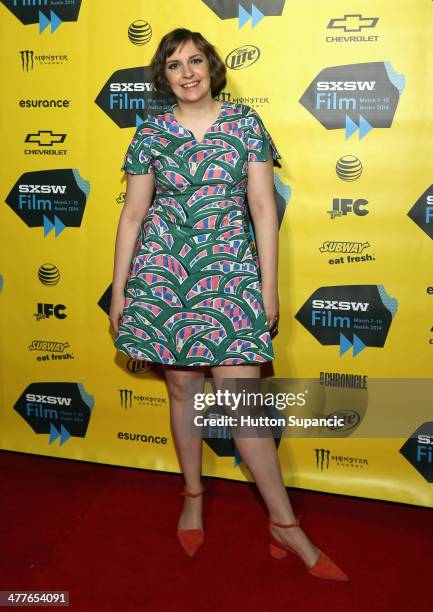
[{"xmin": 169, "ymin": 100, "xmax": 225, "ymax": 144}]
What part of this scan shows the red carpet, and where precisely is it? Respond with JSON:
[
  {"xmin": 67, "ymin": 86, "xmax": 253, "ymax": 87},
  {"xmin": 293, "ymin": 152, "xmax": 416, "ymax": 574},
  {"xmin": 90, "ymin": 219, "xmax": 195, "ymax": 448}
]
[{"xmin": 1, "ymin": 450, "xmax": 431, "ymax": 611}]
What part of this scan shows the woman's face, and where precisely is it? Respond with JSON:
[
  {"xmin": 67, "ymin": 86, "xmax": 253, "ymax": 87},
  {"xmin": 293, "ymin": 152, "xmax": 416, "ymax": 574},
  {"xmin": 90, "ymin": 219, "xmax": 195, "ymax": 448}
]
[{"xmin": 164, "ymin": 39, "xmax": 212, "ymax": 103}]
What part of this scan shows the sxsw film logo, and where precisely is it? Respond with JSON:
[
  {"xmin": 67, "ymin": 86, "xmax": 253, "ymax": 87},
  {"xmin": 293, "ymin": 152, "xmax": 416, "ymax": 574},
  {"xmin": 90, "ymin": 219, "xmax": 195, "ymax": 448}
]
[
  {"xmin": 202, "ymin": 0, "xmax": 286, "ymax": 28},
  {"xmin": 34, "ymin": 303, "xmax": 67, "ymax": 321},
  {"xmin": 25, "ymin": 130, "xmax": 67, "ymax": 156},
  {"xmin": 400, "ymin": 422, "xmax": 433, "ymax": 483},
  {"xmin": 225, "ymin": 46, "xmax": 260, "ymax": 70},
  {"xmin": 5, "ymin": 169, "xmax": 90, "ymax": 237},
  {"xmin": 319, "ymin": 241, "xmax": 375, "ymax": 266},
  {"xmin": 95, "ymin": 67, "xmax": 171, "ymax": 128},
  {"xmin": 326, "ymin": 14, "xmax": 379, "ymax": 43},
  {"xmin": 13, "ymin": 382, "xmax": 94, "ymax": 445},
  {"xmin": 407, "ymin": 185, "xmax": 433, "ymax": 241},
  {"xmin": 1, "ymin": 0, "xmax": 82, "ymax": 33},
  {"xmin": 295, "ymin": 285, "xmax": 398, "ymax": 356},
  {"xmin": 328, "ymin": 198, "xmax": 368, "ymax": 219},
  {"xmin": 299, "ymin": 62, "xmax": 405, "ymax": 139},
  {"xmin": 19, "ymin": 50, "xmax": 68, "ymax": 71}
]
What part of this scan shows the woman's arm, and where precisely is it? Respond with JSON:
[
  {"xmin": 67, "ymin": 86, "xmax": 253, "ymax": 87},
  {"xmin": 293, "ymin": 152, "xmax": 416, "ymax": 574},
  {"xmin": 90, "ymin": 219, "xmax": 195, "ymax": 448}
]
[
  {"xmin": 109, "ymin": 173, "xmax": 154, "ymax": 332},
  {"xmin": 246, "ymin": 157, "xmax": 279, "ymax": 329}
]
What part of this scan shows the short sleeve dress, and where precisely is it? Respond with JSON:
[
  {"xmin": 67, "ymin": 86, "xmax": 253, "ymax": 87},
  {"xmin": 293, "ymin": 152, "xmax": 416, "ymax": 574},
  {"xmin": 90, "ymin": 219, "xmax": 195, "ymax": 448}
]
[{"xmin": 115, "ymin": 101, "xmax": 281, "ymax": 366}]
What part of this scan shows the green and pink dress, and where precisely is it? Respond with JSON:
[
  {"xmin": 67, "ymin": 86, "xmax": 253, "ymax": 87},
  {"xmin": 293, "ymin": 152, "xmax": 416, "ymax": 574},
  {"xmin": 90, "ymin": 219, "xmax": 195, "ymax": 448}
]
[{"xmin": 115, "ymin": 101, "xmax": 280, "ymax": 366}]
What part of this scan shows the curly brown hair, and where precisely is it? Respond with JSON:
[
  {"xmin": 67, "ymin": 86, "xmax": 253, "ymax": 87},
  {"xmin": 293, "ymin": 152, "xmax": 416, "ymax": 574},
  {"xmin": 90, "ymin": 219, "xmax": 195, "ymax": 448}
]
[{"xmin": 150, "ymin": 28, "xmax": 226, "ymax": 97}]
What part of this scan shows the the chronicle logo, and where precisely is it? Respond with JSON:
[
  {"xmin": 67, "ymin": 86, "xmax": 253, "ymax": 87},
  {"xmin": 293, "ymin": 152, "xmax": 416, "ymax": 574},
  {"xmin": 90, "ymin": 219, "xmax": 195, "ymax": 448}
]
[
  {"xmin": 407, "ymin": 184, "xmax": 433, "ymax": 241},
  {"xmin": 2, "ymin": 1, "xmax": 82, "ymax": 33},
  {"xmin": 299, "ymin": 62, "xmax": 405, "ymax": 139},
  {"xmin": 314, "ymin": 448, "xmax": 368, "ymax": 470},
  {"xmin": 326, "ymin": 14, "xmax": 379, "ymax": 43},
  {"xmin": 19, "ymin": 50, "xmax": 68, "ymax": 71},
  {"xmin": 95, "ymin": 67, "xmax": 171, "ymax": 128},
  {"xmin": 201, "ymin": 0, "xmax": 286, "ymax": 29},
  {"xmin": 28, "ymin": 339, "xmax": 74, "ymax": 362},
  {"xmin": 5, "ymin": 169, "xmax": 90, "ymax": 237},
  {"xmin": 34, "ymin": 303, "xmax": 67, "ymax": 321},
  {"xmin": 336, "ymin": 156, "xmax": 362, "ymax": 181},
  {"xmin": 319, "ymin": 241, "xmax": 374, "ymax": 266},
  {"xmin": 13, "ymin": 382, "xmax": 93, "ymax": 445},
  {"xmin": 128, "ymin": 20, "xmax": 152, "ymax": 45},
  {"xmin": 38, "ymin": 263, "xmax": 60, "ymax": 286},
  {"xmin": 400, "ymin": 422, "xmax": 433, "ymax": 483},
  {"xmin": 328, "ymin": 198, "xmax": 368, "ymax": 219},
  {"xmin": 25, "ymin": 130, "xmax": 67, "ymax": 156},
  {"xmin": 295, "ymin": 285, "xmax": 398, "ymax": 356},
  {"xmin": 225, "ymin": 45, "xmax": 260, "ymax": 70}
]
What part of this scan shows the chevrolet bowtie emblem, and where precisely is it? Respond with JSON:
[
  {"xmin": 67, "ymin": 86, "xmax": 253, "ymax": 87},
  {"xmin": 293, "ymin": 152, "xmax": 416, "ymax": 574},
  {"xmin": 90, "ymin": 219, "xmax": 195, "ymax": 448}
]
[
  {"xmin": 25, "ymin": 131, "xmax": 67, "ymax": 146},
  {"xmin": 327, "ymin": 14, "xmax": 379, "ymax": 33}
]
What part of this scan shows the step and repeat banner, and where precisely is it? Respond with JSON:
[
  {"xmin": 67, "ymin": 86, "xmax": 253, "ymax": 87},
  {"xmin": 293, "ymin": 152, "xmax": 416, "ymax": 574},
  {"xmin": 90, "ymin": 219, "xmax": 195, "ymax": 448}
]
[{"xmin": 1, "ymin": 0, "xmax": 432, "ymax": 507}]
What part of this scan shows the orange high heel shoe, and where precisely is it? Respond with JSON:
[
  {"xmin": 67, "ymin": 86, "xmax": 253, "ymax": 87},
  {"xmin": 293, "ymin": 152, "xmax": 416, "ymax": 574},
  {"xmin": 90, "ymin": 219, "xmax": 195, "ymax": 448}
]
[
  {"xmin": 177, "ymin": 487, "xmax": 204, "ymax": 557},
  {"xmin": 269, "ymin": 515, "xmax": 349, "ymax": 582}
]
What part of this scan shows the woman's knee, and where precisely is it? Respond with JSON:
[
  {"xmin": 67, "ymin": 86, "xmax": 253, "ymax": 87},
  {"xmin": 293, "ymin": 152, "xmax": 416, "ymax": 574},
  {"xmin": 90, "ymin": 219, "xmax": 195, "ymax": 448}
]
[{"xmin": 164, "ymin": 368, "xmax": 204, "ymax": 403}]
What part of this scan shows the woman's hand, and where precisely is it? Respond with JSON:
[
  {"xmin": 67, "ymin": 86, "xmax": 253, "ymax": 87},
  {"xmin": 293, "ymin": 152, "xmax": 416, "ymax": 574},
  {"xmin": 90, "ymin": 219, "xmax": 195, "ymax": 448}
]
[
  {"xmin": 262, "ymin": 285, "xmax": 279, "ymax": 337},
  {"xmin": 109, "ymin": 291, "xmax": 126, "ymax": 334}
]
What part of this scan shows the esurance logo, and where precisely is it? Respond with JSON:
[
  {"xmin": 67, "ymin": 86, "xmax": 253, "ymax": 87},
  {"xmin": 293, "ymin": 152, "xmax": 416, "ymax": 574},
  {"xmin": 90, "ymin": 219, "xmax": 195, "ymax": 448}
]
[
  {"xmin": 225, "ymin": 45, "xmax": 260, "ymax": 70},
  {"xmin": 1, "ymin": 0, "xmax": 82, "ymax": 33},
  {"xmin": 400, "ymin": 422, "xmax": 433, "ymax": 483},
  {"xmin": 408, "ymin": 185, "xmax": 433, "ymax": 241},
  {"xmin": 201, "ymin": 0, "xmax": 286, "ymax": 28},
  {"xmin": 95, "ymin": 67, "xmax": 170, "ymax": 128},
  {"xmin": 295, "ymin": 285, "xmax": 398, "ymax": 356},
  {"xmin": 299, "ymin": 62, "xmax": 405, "ymax": 139},
  {"xmin": 14, "ymin": 382, "xmax": 94, "ymax": 445},
  {"xmin": 5, "ymin": 169, "xmax": 90, "ymax": 237}
]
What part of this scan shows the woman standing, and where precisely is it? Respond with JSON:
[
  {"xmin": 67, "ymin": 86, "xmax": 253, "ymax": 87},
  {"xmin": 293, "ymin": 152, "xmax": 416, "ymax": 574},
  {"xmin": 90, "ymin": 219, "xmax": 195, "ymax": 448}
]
[{"xmin": 109, "ymin": 28, "xmax": 348, "ymax": 581}]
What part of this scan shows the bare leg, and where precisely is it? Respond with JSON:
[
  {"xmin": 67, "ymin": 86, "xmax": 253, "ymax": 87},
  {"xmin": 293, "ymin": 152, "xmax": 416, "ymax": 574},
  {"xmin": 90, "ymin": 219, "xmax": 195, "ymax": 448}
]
[
  {"xmin": 164, "ymin": 365, "xmax": 205, "ymax": 531},
  {"xmin": 210, "ymin": 364, "xmax": 320, "ymax": 567}
]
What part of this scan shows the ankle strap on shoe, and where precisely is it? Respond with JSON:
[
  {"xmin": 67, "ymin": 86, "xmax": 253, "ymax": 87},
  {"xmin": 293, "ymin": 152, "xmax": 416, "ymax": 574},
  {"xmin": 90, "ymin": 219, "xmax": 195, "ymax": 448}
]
[
  {"xmin": 181, "ymin": 487, "xmax": 204, "ymax": 498},
  {"xmin": 269, "ymin": 514, "xmax": 302, "ymax": 528}
]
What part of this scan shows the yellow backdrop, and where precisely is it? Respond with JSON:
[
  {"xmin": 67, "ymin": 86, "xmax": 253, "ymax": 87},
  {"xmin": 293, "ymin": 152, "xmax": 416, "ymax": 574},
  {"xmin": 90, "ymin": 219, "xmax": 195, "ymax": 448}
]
[{"xmin": 1, "ymin": 0, "xmax": 432, "ymax": 507}]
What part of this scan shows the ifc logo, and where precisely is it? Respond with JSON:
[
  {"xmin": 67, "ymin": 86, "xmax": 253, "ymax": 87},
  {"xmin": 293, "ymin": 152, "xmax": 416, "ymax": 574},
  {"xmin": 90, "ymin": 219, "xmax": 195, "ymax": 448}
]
[
  {"xmin": 38, "ymin": 263, "xmax": 60, "ymax": 286},
  {"xmin": 336, "ymin": 155, "xmax": 363, "ymax": 181},
  {"xmin": 128, "ymin": 20, "xmax": 152, "ymax": 46}
]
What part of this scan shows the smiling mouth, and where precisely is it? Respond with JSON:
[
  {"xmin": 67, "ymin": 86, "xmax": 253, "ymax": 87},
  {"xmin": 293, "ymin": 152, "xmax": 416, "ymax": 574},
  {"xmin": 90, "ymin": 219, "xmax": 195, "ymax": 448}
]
[{"xmin": 182, "ymin": 81, "xmax": 199, "ymax": 89}]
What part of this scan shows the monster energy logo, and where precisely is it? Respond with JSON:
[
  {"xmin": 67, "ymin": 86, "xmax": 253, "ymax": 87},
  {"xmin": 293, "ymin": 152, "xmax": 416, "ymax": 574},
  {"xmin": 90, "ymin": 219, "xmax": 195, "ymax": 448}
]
[
  {"xmin": 315, "ymin": 448, "xmax": 330, "ymax": 470},
  {"xmin": 20, "ymin": 50, "xmax": 34, "ymax": 71},
  {"xmin": 119, "ymin": 389, "xmax": 132, "ymax": 409}
]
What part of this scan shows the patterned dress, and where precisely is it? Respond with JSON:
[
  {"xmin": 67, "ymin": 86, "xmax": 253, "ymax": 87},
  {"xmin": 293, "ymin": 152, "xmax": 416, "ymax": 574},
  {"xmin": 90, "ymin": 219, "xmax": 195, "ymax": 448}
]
[{"xmin": 115, "ymin": 101, "xmax": 280, "ymax": 366}]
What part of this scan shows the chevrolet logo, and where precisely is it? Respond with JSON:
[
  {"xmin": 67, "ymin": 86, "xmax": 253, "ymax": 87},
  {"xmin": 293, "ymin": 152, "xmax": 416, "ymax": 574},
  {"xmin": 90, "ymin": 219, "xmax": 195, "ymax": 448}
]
[
  {"xmin": 25, "ymin": 130, "xmax": 67, "ymax": 146},
  {"xmin": 327, "ymin": 14, "xmax": 379, "ymax": 32}
]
